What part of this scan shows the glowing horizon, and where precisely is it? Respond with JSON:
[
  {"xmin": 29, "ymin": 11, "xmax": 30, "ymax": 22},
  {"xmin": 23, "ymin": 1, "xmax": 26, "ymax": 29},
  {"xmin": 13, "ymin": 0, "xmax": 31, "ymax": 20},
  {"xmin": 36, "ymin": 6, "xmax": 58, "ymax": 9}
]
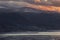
[
  {"xmin": 25, "ymin": 0, "xmax": 60, "ymax": 12},
  {"xmin": 0, "ymin": 0, "xmax": 60, "ymax": 12}
]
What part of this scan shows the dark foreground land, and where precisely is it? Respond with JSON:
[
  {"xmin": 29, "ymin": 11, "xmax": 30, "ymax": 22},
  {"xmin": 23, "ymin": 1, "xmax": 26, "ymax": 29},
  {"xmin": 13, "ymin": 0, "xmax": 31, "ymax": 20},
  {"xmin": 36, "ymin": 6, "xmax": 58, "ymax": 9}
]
[
  {"xmin": 0, "ymin": 35, "xmax": 60, "ymax": 40},
  {"xmin": 0, "ymin": 11, "xmax": 60, "ymax": 33}
]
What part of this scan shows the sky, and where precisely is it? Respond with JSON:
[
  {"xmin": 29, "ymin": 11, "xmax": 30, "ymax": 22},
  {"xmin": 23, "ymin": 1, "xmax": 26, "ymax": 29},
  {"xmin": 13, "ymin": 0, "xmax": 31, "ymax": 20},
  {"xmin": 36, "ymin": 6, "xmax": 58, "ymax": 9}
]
[{"xmin": 0, "ymin": 0, "xmax": 60, "ymax": 12}]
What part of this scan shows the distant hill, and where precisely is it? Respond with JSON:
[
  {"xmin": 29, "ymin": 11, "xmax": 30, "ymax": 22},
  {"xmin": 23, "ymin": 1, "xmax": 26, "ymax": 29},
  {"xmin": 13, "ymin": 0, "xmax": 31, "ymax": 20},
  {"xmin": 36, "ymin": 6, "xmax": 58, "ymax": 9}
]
[
  {"xmin": 0, "ymin": 7, "xmax": 58, "ymax": 13},
  {"xmin": 0, "ymin": 7, "xmax": 45, "ymax": 13}
]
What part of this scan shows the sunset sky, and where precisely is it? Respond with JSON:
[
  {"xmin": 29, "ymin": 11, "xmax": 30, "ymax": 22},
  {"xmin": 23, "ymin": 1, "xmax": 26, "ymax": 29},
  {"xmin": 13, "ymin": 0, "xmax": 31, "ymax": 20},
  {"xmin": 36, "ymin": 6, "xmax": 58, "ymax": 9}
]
[
  {"xmin": 25, "ymin": 0, "xmax": 60, "ymax": 12},
  {"xmin": 0, "ymin": 0, "xmax": 60, "ymax": 12}
]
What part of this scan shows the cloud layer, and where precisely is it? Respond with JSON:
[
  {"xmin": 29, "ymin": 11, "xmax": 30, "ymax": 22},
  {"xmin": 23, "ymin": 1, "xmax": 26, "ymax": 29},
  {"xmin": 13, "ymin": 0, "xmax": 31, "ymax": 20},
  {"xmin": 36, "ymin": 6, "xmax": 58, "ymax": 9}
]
[{"xmin": 0, "ymin": 0, "xmax": 60, "ymax": 12}]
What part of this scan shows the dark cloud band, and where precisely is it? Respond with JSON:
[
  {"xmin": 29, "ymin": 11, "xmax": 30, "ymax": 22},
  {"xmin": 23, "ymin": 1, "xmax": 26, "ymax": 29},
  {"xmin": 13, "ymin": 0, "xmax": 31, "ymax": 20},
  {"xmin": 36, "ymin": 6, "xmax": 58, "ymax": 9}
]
[{"xmin": 0, "ymin": 0, "xmax": 60, "ymax": 7}]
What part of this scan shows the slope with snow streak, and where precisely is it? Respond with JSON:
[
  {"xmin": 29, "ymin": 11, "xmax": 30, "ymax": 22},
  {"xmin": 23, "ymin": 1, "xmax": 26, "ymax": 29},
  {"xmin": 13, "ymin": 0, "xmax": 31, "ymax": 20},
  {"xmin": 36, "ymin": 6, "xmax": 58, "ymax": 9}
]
[{"xmin": 1, "ymin": 32, "xmax": 60, "ymax": 36}]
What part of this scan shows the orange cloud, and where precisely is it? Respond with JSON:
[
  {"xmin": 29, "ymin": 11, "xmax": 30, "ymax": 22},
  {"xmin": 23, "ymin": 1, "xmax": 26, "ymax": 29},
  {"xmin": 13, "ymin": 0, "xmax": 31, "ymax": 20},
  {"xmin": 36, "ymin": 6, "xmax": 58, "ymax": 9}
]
[
  {"xmin": 26, "ymin": 3, "xmax": 60, "ymax": 12},
  {"xmin": 34, "ymin": 0, "xmax": 41, "ymax": 3}
]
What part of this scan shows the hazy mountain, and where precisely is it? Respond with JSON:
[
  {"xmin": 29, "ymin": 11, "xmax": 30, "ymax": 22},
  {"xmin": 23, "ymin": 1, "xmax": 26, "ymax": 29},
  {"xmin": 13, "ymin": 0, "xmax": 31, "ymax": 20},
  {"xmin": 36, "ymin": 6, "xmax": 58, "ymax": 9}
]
[{"xmin": 0, "ymin": 6, "xmax": 46, "ymax": 13}]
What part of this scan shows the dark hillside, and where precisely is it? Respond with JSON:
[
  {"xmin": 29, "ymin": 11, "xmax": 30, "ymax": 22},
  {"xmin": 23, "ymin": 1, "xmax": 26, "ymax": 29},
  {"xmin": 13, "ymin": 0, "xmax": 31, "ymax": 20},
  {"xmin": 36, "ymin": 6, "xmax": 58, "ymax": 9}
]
[{"xmin": 0, "ymin": 11, "xmax": 60, "ymax": 33}]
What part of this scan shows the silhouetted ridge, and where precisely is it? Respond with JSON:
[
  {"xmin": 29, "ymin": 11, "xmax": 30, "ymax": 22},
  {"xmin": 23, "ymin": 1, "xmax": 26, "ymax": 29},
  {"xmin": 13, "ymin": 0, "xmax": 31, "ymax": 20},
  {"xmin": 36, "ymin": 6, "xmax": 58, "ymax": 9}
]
[{"xmin": 0, "ymin": 11, "xmax": 60, "ymax": 33}]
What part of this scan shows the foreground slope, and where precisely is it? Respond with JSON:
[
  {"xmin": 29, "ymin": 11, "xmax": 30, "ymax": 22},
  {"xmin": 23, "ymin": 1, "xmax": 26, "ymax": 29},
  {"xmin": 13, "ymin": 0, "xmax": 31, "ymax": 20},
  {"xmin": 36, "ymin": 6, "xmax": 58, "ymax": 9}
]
[{"xmin": 0, "ymin": 10, "xmax": 60, "ymax": 33}]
